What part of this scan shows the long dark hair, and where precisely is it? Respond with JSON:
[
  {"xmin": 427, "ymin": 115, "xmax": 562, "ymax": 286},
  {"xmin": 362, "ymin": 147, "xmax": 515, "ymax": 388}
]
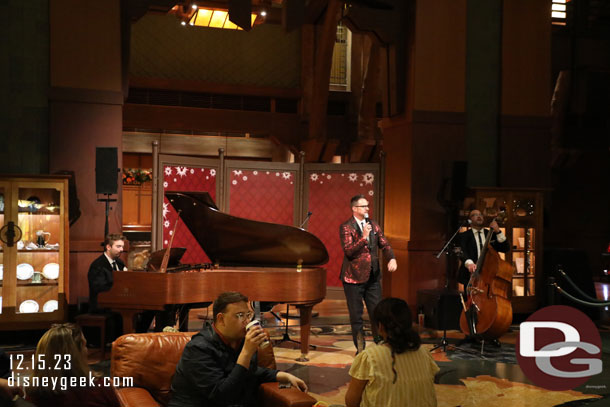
[{"xmin": 373, "ymin": 298, "xmax": 421, "ymax": 383}]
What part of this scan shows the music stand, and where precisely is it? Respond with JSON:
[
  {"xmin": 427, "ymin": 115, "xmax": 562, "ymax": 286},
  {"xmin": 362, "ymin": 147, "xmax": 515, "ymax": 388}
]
[{"xmin": 430, "ymin": 222, "xmax": 472, "ymax": 354}]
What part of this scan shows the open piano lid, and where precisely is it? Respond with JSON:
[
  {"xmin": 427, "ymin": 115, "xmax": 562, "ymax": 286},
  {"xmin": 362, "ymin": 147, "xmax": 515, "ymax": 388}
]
[{"xmin": 166, "ymin": 192, "xmax": 329, "ymax": 267}]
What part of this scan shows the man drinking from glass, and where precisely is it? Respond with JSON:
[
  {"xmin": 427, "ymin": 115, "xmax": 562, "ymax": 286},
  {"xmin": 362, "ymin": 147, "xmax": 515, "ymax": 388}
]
[{"xmin": 169, "ymin": 291, "xmax": 307, "ymax": 407}]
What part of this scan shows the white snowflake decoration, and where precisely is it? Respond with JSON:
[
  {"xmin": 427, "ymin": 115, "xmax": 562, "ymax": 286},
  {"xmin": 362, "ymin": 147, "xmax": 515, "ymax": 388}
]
[
  {"xmin": 348, "ymin": 173, "xmax": 358, "ymax": 182},
  {"xmin": 363, "ymin": 173, "xmax": 374, "ymax": 185},
  {"xmin": 275, "ymin": 172, "xmax": 280, "ymax": 177},
  {"xmin": 232, "ymin": 180, "xmax": 237, "ymax": 185},
  {"xmin": 253, "ymin": 171, "xmax": 258, "ymax": 175},
  {"xmin": 310, "ymin": 173, "xmax": 319, "ymax": 182},
  {"xmin": 164, "ymin": 220, "xmax": 170, "ymax": 228},
  {"xmin": 169, "ymin": 230, "xmax": 173, "ymax": 236},
  {"xmin": 162, "ymin": 202, "xmax": 169, "ymax": 219},
  {"xmin": 368, "ymin": 190, "xmax": 374, "ymax": 196},
  {"xmin": 210, "ymin": 169, "xmax": 216, "ymax": 176},
  {"xmin": 233, "ymin": 170, "xmax": 243, "ymax": 176},
  {"xmin": 174, "ymin": 178, "xmax": 177, "ymax": 182},
  {"xmin": 326, "ymin": 174, "xmax": 331, "ymax": 180},
  {"xmin": 176, "ymin": 167, "xmax": 188, "ymax": 177},
  {"xmin": 282, "ymin": 172, "xmax": 291, "ymax": 180},
  {"xmin": 164, "ymin": 167, "xmax": 172, "ymax": 176},
  {"xmin": 242, "ymin": 176, "xmax": 248, "ymax": 181},
  {"xmin": 190, "ymin": 169, "xmax": 194, "ymax": 174},
  {"xmin": 163, "ymin": 181, "xmax": 168, "ymax": 188},
  {"xmin": 164, "ymin": 240, "xmax": 168, "ymax": 245}
]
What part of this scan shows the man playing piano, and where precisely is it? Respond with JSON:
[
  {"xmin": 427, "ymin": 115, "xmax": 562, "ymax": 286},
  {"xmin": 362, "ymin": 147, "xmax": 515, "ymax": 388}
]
[
  {"xmin": 340, "ymin": 195, "xmax": 397, "ymax": 354},
  {"xmin": 169, "ymin": 291, "xmax": 308, "ymax": 407},
  {"xmin": 86, "ymin": 233, "xmax": 127, "ymax": 345},
  {"xmin": 88, "ymin": 234, "xmax": 127, "ymax": 312}
]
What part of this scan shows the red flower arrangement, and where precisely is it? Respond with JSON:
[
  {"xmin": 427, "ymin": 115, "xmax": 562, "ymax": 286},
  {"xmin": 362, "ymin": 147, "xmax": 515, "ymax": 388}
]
[{"xmin": 122, "ymin": 168, "xmax": 153, "ymax": 185}]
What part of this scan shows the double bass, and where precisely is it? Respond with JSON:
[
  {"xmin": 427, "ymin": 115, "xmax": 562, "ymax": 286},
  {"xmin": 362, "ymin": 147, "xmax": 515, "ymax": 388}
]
[{"xmin": 459, "ymin": 214, "xmax": 513, "ymax": 340}]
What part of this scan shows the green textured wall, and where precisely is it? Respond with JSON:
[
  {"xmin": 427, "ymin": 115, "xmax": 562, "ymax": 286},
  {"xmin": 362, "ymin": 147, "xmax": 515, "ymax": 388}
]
[
  {"xmin": 130, "ymin": 14, "xmax": 301, "ymax": 88},
  {"xmin": 0, "ymin": 0, "xmax": 49, "ymax": 174}
]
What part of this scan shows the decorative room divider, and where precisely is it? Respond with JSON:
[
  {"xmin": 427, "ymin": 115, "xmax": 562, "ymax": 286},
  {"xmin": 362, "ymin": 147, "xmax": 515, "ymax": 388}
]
[{"xmin": 152, "ymin": 147, "xmax": 384, "ymax": 288}]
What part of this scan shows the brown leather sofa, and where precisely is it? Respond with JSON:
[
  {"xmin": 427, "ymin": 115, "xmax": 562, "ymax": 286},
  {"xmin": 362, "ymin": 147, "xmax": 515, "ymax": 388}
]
[{"xmin": 110, "ymin": 331, "xmax": 317, "ymax": 407}]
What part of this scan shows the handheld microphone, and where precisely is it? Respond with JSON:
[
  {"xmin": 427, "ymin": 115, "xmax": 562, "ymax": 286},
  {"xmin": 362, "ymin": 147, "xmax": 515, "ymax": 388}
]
[{"xmin": 364, "ymin": 213, "xmax": 374, "ymax": 236}]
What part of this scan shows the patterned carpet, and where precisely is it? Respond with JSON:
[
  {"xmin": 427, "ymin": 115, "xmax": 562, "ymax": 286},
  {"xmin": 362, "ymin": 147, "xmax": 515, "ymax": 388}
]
[{"xmin": 265, "ymin": 323, "xmax": 608, "ymax": 407}]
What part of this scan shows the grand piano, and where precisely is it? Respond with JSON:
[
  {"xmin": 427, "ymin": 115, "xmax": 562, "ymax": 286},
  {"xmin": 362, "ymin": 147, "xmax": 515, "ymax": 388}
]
[{"xmin": 98, "ymin": 192, "xmax": 328, "ymax": 359}]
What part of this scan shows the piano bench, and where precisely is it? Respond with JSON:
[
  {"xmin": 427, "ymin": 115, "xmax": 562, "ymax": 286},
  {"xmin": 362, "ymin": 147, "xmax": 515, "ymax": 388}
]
[{"xmin": 75, "ymin": 313, "xmax": 109, "ymax": 359}]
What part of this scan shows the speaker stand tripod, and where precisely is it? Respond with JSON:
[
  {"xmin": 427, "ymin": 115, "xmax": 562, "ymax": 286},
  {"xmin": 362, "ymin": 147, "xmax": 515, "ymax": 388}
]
[{"xmin": 97, "ymin": 193, "xmax": 117, "ymax": 239}]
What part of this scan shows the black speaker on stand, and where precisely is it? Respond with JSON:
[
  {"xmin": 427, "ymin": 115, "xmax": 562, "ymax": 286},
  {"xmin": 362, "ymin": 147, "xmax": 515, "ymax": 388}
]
[{"xmin": 95, "ymin": 147, "xmax": 119, "ymax": 239}]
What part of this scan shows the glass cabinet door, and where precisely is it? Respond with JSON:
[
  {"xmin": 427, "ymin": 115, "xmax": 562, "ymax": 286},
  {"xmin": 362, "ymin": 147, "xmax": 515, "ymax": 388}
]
[
  {"xmin": 15, "ymin": 186, "xmax": 61, "ymax": 315},
  {"xmin": 0, "ymin": 184, "xmax": 5, "ymax": 315},
  {"xmin": 511, "ymin": 227, "xmax": 535, "ymax": 296}
]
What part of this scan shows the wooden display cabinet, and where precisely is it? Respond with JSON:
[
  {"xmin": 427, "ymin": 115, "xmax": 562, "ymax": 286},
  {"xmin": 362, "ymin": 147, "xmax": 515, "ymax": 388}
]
[
  {"xmin": 461, "ymin": 187, "xmax": 544, "ymax": 314},
  {"xmin": 0, "ymin": 175, "xmax": 69, "ymax": 329}
]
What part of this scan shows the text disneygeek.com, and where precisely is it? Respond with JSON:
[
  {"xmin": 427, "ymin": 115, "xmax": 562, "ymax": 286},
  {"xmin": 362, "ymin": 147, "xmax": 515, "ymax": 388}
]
[{"xmin": 8, "ymin": 372, "xmax": 134, "ymax": 391}]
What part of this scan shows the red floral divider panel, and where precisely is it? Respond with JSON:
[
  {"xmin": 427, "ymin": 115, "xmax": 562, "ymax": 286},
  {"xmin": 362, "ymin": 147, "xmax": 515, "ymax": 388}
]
[
  {"xmin": 228, "ymin": 169, "xmax": 295, "ymax": 226},
  {"xmin": 163, "ymin": 166, "xmax": 216, "ymax": 264},
  {"xmin": 307, "ymin": 171, "xmax": 377, "ymax": 287}
]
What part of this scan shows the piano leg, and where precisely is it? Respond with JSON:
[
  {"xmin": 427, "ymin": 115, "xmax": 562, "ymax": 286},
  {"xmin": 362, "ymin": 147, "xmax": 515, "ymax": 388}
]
[
  {"xmin": 117, "ymin": 309, "xmax": 140, "ymax": 334},
  {"xmin": 295, "ymin": 305, "xmax": 313, "ymax": 362}
]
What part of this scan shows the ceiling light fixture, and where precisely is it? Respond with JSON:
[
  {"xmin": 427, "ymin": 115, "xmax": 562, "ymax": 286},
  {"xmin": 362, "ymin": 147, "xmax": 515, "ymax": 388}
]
[{"xmin": 172, "ymin": 2, "xmax": 262, "ymax": 31}]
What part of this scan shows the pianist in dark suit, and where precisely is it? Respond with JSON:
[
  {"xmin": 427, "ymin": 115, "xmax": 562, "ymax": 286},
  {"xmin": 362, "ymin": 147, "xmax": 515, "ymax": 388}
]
[
  {"xmin": 169, "ymin": 291, "xmax": 307, "ymax": 407},
  {"xmin": 456, "ymin": 209, "xmax": 510, "ymax": 288},
  {"xmin": 86, "ymin": 234, "xmax": 126, "ymax": 344},
  {"xmin": 88, "ymin": 234, "xmax": 127, "ymax": 312},
  {"xmin": 340, "ymin": 194, "xmax": 397, "ymax": 354}
]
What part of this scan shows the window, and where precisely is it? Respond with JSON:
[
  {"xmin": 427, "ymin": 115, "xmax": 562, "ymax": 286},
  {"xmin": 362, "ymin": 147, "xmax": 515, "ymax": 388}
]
[
  {"xmin": 552, "ymin": 0, "xmax": 568, "ymax": 26},
  {"xmin": 330, "ymin": 23, "xmax": 352, "ymax": 91}
]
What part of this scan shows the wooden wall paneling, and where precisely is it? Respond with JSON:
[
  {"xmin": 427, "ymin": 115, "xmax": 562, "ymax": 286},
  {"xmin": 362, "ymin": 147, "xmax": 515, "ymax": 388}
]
[
  {"xmin": 123, "ymin": 105, "xmax": 302, "ymax": 148},
  {"xmin": 501, "ymin": 0, "xmax": 551, "ymax": 117},
  {"xmin": 122, "ymin": 185, "xmax": 140, "ymax": 226},
  {"xmin": 305, "ymin": 0, "xmax": 343, "ymax": 150}
]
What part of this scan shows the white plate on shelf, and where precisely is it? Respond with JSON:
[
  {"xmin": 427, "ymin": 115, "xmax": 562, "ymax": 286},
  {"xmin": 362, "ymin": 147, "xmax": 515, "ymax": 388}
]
[
  {"xmin": 16, "ymin": 263, "xmax": 34, "ymax": 280},
  {"xmin": 42, "ymin": 263, "xmax": 60, "ymax": 280},
  {"xmin": 19, "ymin": 300, "xmax": 39, "ymax": 313},
  {"xmin": 43, "ymin": 300, "xmax": 58, "ymax": 313}
]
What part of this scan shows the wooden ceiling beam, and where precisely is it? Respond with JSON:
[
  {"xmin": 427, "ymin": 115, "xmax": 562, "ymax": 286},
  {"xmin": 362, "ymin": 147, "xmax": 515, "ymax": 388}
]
[{"xmin": 305, "ymin": 0, "xmax": 342, "ymax": 144}]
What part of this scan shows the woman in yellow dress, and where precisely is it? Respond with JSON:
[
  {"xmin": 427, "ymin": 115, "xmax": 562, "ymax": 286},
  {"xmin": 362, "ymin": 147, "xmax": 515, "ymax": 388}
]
[{"xmin": 346, "ymin": 297, "xmax": 439, "ymax": 407}]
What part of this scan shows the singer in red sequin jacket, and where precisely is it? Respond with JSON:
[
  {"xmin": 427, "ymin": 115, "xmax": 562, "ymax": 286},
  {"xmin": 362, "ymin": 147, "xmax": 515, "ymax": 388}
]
[{"xmin": 340, "ymin": 217, "xmax": 395, "ymax": 284}]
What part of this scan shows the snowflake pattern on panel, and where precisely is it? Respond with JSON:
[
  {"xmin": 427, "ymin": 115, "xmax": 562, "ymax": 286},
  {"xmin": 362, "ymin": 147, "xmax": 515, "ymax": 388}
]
[
  {"xmin": 229, "ymin": 169, "xmax": 295, "ymax": 226},
  {"xmin": 163, "ymin": 166, "xmax": 217, "ymax": 264},
  {"xmin": 307, "ymin": 171, "xmax": 377, "ymax": 287}
]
